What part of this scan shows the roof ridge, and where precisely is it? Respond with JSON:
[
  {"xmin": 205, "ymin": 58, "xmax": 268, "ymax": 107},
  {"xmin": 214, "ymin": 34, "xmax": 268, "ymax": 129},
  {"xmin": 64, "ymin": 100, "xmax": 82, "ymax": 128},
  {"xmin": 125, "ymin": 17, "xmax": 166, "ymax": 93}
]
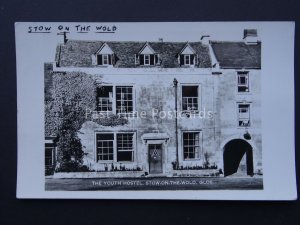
[
  {"xmin": 210, "ymin": 40, "xmax": 261, "ymax": 44},
  {"xmin": 210, "ymin": 41, "xmax": 245, "ymax": 43},
  {"xmin": 66, "ymin": 39, "xmax": 204, "ymax": 44}
]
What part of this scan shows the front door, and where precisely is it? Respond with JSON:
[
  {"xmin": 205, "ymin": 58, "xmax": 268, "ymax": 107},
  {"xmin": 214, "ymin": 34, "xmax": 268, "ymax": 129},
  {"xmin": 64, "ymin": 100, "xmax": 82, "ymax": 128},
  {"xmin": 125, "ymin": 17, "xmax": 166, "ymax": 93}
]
[{"xmin": 149, "ymin": 144, "xmax": 163, "ymax": 174}]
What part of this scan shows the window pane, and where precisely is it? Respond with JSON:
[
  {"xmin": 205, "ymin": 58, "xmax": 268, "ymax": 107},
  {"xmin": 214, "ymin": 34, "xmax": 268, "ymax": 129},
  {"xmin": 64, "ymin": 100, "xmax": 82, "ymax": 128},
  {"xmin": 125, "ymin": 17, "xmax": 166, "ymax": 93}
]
[
  {"xmin": 182, "ymin": 86, "xmax": 198, "ymax": 110},
  {"xmin": 103, "ymin": 54, "xmax": 109, "ymax": 64},
  {"xmin": 116, "ymin": 86, "xmax": 133, "ymax": 113},
  {"xmin": 144, "ymin": 55, "xmax": 150, "ymax": 65},
  {"xmin": 45, "ymin": 147, "xmax": 54, "ymax": 166},
  {"xmin": 96, "ymin": 133, "xmax": 114, "ymax": 161},
  {"xmin": 117, "ymin": 133, "xmax": 134, "ymax": 162},
  {"xmin": 237, "ymin": 72, "xmax": 249, "ymax": 92},
  {"xmin": 184, "ymin": 55, "xmax": 190, "ymax": 64},
  {"xmin": 238, "ymin": 104, "xmax": 250, "ymax": 127},
  {"xmin": 183, "ymin": 132, "xmax": 200, "ymax": 159},
  {"xmin": 117, "ymin": 151, "xmax": 133, "ymax": 161},
  {"xmin": 97, "ymin": 86, "xmax": 113, "ymax": 111}
]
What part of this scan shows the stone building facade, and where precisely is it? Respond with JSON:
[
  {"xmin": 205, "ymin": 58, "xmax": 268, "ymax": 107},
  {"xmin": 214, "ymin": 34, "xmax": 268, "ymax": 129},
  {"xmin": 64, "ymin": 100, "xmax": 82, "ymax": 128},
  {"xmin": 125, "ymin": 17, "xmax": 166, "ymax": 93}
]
[{"xmin": 45, "ymin": 29, "xmax": 262, "ymax": 177}]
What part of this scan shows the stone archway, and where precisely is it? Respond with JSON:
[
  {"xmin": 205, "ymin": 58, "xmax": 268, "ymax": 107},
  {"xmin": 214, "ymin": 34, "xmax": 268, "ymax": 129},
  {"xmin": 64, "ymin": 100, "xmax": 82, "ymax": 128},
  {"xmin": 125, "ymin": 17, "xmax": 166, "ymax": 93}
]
[{"xmin": 223, "ymin": 139, "xmax": 254, "ymax": 177}]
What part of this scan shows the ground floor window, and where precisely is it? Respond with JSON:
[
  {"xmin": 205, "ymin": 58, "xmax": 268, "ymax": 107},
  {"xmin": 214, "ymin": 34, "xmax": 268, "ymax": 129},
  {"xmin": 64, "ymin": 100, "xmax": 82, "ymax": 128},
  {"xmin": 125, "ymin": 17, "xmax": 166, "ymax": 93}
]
[
  {"xmin": 183, "ymin": 132, "xmax": 200, "ymax": 160},
  {"xmin": 117, "ymin": 133, "xmax": 134, "ymax": 162},
  {"xmin": 45, "ymin": 144, "xmax": 55, "ymax": 167},
  {"xmin": 96, "ymin": 132, "xmax": 135, "ymax": 162},
  {"xmin": 96, "ymin": 133, "xmax": 114, "ymax": 161},
  {"xmin": 45, "ymin": 143, "xmax": 56, "ymax": 175}
]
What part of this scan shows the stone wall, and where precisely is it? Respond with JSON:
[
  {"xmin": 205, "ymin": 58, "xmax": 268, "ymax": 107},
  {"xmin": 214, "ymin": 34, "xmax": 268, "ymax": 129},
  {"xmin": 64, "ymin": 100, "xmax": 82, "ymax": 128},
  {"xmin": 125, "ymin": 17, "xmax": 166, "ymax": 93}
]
[{"xmin": 77, "ymin": 68, "xmax": 262, "ymax": 176}]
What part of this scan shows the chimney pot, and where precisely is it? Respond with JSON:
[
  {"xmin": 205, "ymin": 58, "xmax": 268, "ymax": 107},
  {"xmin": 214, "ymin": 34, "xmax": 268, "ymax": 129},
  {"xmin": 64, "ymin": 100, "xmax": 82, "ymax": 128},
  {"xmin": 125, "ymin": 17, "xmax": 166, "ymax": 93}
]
[
  {"xmin": 200, "ymin": 35, "xmax": 210, "ymax": 45},
  {"xmin": 243, "ymin": 29, "xmax": 258, "ymax": 44},
  {"xmin": 57, "ymin": 31, "xmax": 68, "ymax": 44}
]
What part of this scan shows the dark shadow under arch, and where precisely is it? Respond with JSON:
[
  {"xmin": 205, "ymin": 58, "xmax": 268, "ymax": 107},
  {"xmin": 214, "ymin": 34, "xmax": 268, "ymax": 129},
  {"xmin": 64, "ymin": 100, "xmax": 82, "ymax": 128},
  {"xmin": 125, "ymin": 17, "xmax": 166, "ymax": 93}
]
[{"xmin": 223, "ymin": 139, "xmax": 253, "ymax": 177}]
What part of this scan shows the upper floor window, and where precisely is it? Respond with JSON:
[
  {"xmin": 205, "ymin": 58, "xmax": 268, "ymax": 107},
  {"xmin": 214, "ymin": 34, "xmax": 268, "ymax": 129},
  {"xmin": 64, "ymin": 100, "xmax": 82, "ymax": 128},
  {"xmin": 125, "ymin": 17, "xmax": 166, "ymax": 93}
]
[
  {"xmin": 136, "ymin": 43, "xmax": 157, "ymax": 66},
  {"xmin": 180, "ymin": 54, "xmax": 194, "ymax": 65},
  {"xmin": 182, "ymin": 86, "xmax": 199, "ymax": 111},
  {"xmin": 97, "ymin": 54, "xmax": 112, "ymax": 65},
  {"xmin": 97, "ymin": 86, "xmax": 113, "ymax": 112},
  {"xmin": 97, "ymin": 86, "xmax": 134, "ymax": 114},
  {"xmin": 238, "ymin": 103, "xmax": 250, "ymax": 127},
  {"xmin": 237, "ymin": 71, "xmax": 249, "ymax": 92},
  {"xmin": 140, "ymin": 54, "xmax": 155, "ymax": 65},
  {"xmin": 179, "ymin": 43, "xmax": 196, "ymax": 66},
  {"xmin": 116, "ymin": 86, "xmax": 133, "ymax": 114},
  {"xmin": 95, "ymin": 43, "xmax": 114, "ymax": 66}
]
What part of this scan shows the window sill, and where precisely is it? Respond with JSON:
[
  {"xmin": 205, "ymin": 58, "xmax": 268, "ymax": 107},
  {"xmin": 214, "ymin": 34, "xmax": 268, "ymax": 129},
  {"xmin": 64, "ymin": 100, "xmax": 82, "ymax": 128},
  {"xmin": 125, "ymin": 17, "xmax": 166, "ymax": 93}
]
[
  {"xmin": 138, "ymin": 65, "xmax": 159, "ymax": 67},
  {"xmin": 116, "ymin": 161, "xmax": 135, "ymax": 163},
  {"xmin": 237, "ymin": 126, "xmax": 251, "ymax": 129},
  {"xmin": 183, "ymin": 158, "xmax": 201, "ymax": 161},
  {"xmin": 180, "ymin": 65, "xmax": 195, "ymax": 68},
  {"xmin": 117, "ymin": 112, "xmax": 137, "ymax": 117},
  {"xmin": 236, "ymin": 92, "xmax": 252, "ymax": 95},
  {"xmin": 97, "ymin": 111, "xmax": 113, "ymax": 114},
  {"xmin": 181, "ymin": 110, "xmax": 199, "ymax": 116},
  {"xmin": 96, "ymin": 65, "xmax": 113, "ymax": 67},
  {"xmin": 96, "ymin": 160, "xmax": 135, "ymax": 164}
]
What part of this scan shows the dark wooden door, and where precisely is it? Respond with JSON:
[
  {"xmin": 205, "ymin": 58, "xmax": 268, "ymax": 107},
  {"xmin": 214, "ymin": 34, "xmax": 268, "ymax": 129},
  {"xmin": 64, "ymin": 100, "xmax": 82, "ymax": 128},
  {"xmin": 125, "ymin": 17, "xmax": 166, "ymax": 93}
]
[{"xmin": 149, "ymin": 144, "xmax": 163, "ymax": 174}]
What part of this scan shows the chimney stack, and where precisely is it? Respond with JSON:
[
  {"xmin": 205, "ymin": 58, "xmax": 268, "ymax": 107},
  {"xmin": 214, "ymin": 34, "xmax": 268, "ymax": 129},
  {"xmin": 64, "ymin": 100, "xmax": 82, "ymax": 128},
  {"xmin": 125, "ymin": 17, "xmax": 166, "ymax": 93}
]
[
  {"xmin": 200, "ymin": 34, "xmax": 210, "ymax": 45},
  {"xmin": 243, "ymin": 29, "xmax": 258, "ymax": 44},
  {"xmin": 57, "ymin": 31, "xmax": 68, "ymax": 44}
]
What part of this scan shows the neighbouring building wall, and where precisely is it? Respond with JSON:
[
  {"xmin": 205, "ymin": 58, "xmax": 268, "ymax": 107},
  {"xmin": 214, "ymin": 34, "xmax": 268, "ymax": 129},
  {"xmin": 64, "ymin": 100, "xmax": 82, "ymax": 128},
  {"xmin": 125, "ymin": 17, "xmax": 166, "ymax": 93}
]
[{"xmin": 214, "ymin": 69, "xmax": 262, "ymax": 173}]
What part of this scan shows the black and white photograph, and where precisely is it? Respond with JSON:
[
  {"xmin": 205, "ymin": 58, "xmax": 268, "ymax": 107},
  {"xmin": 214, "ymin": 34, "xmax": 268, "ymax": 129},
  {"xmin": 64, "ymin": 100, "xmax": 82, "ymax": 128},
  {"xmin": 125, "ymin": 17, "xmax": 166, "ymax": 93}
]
[
  {"xmin": 44, "ymin": 27, "xmax": 263, "ymax": 191},
  {"xmin": 15, "ymin": 22, "xmax": 296, "ymax": 199}
]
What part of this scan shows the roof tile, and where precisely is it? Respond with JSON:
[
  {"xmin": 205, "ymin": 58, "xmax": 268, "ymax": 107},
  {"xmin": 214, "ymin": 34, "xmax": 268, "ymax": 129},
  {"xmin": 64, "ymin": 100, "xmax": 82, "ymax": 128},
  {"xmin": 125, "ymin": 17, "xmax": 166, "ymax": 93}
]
[{"xmin": 57, "ymin": 40, "xmax": 211, "ymax": 68}]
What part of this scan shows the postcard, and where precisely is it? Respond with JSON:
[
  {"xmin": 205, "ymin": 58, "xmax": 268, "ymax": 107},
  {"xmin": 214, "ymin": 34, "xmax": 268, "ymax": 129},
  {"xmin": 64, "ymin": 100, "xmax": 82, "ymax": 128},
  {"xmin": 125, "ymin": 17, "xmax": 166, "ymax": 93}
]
[{"xmin": 16, "ymin": 22, "xmax": 296, "ymax": 200}]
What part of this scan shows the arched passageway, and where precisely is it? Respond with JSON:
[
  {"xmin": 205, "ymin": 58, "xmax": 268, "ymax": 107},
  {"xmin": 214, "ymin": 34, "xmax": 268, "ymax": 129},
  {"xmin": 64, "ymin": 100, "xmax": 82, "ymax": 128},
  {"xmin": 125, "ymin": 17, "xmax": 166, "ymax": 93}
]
[{"xmin": 223, "ymin": 139, "xmax": 253, "ymax": 177}]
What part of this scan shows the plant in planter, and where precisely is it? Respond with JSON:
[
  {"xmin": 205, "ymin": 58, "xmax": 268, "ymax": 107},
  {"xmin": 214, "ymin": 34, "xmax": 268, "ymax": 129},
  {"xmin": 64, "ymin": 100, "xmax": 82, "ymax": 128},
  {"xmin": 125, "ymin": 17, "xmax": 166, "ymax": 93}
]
[
  {"xmin": 171, "ymin": 161, "xmax": 179, "ymax": 170},
  {"xmin": 104, "ymin": 164, "xmax": 108, "ymax": 172},
  {"xmin": 203, "ymin": 152, "xmax": 212, "ymax": 169}
]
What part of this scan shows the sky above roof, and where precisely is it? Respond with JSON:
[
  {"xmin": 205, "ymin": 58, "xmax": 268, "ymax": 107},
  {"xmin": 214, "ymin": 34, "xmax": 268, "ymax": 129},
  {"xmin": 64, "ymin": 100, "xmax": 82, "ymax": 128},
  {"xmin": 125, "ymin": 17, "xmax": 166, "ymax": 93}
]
[
  {"xmin": 57, "ymin": 22, "xmax": 260, "ymax": 42},
  {"xmin": 19, "ymin": 22, "xmax": 262, "ymax": 63}
]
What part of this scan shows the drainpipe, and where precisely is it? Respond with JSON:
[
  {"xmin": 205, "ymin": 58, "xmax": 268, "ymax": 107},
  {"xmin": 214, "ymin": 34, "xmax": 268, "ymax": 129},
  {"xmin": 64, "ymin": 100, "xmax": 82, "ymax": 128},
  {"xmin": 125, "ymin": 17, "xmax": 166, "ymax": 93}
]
[{"xmin": 173, "ymin": 78, "xmax": 179, "ymax": 168}]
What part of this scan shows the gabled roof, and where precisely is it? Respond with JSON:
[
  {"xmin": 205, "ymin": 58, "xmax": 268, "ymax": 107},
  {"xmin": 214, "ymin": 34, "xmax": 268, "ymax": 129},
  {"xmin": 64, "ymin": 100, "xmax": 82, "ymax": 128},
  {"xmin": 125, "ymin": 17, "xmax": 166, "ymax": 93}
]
[
  {"xmin": 179, "ymin": 43, "xmax": 196, "ymax": 55},
  {"xmin": 138, "ymin": 42, "xmax": 156, "ymax": 54},
  {"xmin": 210, "ymin": 41, "xmax": 261, "ymax": 69},
  {"xmin": 95, "ymin": 42, "xmax": 114, "ymax": 54},
  {"xmin": 55, "ymin": 40, "xmax": 211, "ymax": 68}
]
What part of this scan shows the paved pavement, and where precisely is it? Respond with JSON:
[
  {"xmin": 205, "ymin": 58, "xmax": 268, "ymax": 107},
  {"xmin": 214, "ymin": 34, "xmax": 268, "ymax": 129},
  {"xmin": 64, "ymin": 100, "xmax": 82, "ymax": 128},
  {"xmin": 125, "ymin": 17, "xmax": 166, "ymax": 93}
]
[{"xmin": 45, "ymin": 177, "xmax": 263, "ymax": 191}]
